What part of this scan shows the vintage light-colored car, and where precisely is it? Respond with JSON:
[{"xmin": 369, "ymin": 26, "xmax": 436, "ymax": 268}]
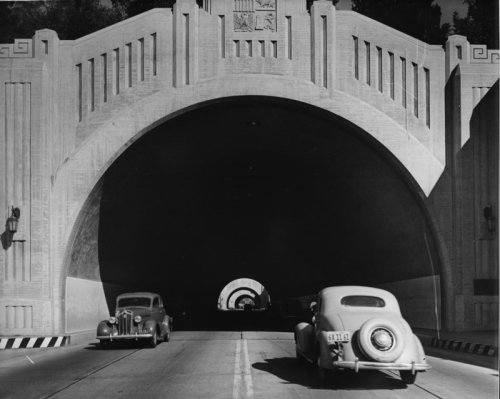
[
  {"xmin": 96, "ymin": 292, "xmax": 172, "ymax": 348},
  {"xmin": 294, "ymin": 286, "xmax": 430, "ymax": 385}
]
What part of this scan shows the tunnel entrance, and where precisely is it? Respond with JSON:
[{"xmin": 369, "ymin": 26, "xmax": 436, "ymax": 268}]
[{"xmin": 67, "ymin": 96, "xmax": 442, "ymax": 332}]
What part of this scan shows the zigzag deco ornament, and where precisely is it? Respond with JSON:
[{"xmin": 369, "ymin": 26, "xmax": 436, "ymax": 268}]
[{"xmin": 0, "ymin": 39, "xmax": 33, "ymax": 58}]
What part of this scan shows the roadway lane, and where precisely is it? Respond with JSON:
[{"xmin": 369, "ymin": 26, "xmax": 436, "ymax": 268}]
[{"xmin": 0, "ymin": 331, "xmax": 497, "ymax": 399}]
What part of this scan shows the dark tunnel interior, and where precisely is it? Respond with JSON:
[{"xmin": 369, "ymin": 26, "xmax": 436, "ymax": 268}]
[{"xmin": 93, "ymin": 97, "xmax": 440, "ymax": 329}]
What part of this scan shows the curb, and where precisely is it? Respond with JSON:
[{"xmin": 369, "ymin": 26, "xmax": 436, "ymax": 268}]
[
  {"xmin": 428, "ymin": 337, "xmax": 498, "ymax": 356},
  {"xmin": 0, "ymin": 336, "xmax": 69, "ymax": 350}
]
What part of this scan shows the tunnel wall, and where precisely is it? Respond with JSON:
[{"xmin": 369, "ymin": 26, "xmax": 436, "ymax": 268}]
[
  {"xmin": 64, "ymin": 183, "xmax": 109, "ymax": 333},
  {"xmin": 377, "ymin": 276, "xmax": 441, "ymax": 330},
  {"xmin": 425, "ymin": 39, "xmax": 499, "ymax": 331}
]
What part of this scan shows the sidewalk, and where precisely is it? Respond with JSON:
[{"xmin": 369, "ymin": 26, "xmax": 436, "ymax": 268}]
[{"xmin": 414, "ymin": 328, "xmax": 498, "ymax": 357}]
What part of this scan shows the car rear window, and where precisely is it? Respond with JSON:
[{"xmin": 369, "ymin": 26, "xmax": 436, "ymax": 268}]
[
  {"xmin": 118, "ymin": 297, "xmax": 151, "ymax": 308},
  {"xmin": 341, "ymin": 295, "xmax": 385, "ymax": 307}
]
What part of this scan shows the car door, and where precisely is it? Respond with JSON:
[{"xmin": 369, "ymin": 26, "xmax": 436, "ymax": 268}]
[
  {"xmin": 151, "ymin": 296, "xmax": 162, "ymax": 324},
  {"xmin": 157, "ymin": 296, "xmax": 169, "ymax": 337}
]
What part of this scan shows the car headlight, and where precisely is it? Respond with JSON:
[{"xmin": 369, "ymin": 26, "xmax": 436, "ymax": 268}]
[
  {"xmin": 134, "ymin": 315, "xmax": 142, "ymax": 323},
  {"xmin": 109, "ymin": 317, "xmax": 116, "ymax": 324}
]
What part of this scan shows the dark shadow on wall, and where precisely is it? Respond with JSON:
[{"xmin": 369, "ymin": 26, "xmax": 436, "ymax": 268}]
[
  {"xmin": 0, "ymin": 230, "xmax": 13, "ymax": 250},
  {"xmin": 427, "ymin": 70, "xmax": 499, "ymax": 331}
]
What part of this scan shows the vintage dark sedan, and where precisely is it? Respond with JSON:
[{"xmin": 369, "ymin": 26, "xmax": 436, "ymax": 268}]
[
  {"xmin": 294, "ymin": 286, "xmax": 430, "ymax": 385},
  {"xmin": 96, "ymin": 292, "xmax": 172, "ymax": 348}
]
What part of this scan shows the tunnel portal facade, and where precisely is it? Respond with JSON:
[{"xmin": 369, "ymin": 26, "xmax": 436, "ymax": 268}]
[{"xmin": 0, "ymin": 0, "xmax": 498, "ymax": 338}]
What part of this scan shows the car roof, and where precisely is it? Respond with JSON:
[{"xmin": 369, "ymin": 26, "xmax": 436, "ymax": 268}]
[
  {"xmin": 117, "ymin": 292, "xmax": 159, "ymax": 299},
  {"xmin": 318, "ymin": 286, "xmax": 400, "ymax": 313},
  {"xmin": 319, "ymin": 286, "xmax": 395, "ymax": 299}
]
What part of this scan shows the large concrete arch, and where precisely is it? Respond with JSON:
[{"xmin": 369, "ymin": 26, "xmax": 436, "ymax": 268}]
[{"xmin": 52, "ymin": 79, "xmax": 449, "ymax": 336}]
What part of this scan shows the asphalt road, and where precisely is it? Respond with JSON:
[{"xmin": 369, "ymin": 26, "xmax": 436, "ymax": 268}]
[{"xmin": 0, "ymin": 331, "xmax": 498, "ymax": 399}]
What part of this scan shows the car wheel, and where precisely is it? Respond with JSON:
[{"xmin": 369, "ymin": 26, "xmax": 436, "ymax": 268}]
[
  {"xmin": 149, "ymin": 330, "xmax": 157, "ymax": 348},
  {"xmin": 357, "ymin": 318, "xmax": 404, "ymax": 362},
  {"xmin": 400, "ymin": 370, "xmax": 417, "ymax": 385},
  {"xmin": 165, "ymin": 330, "xmax": 171, "ymax": 342},
  {"xmin": 296, "ymin": 347, "xmax": 305, "ymax": 364},
  {"xmin": 316, "ymin": 352, "xmax": 333, "ymax": 385}
]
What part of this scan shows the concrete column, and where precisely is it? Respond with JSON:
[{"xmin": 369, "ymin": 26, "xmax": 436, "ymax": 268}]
[
  {"xmin": 173, "ymin": 0, "xmax": 199, "ymax": 87},
  {"xmin": 445, "ymin": 35, "xmax": 469, "ymax": 78},
  {"xmin": 310, "ymin": 0, "xmax": 335, "ymax": 90}
]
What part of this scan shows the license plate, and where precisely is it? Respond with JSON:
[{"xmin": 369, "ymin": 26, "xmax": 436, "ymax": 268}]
[{"xmin": 326, "ymin": 331, "xmax": 350, "ymax": 343}]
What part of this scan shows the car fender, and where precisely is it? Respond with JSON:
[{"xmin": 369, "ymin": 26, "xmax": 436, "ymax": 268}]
[
  {"xmin": 413, "ymin": 334, "xmax": 428, "ymax": 364},
  {"xmin": 96, "ymin": 320, "xmax": 112, "ymax": 337},
  {"xmin": 160, "ymin": 315, "xmax": 171, "ymax": 336},
  {"xmin": 144, "ymin": 319, "xmax": 157, "ymax": 334},
  {"xmin": 318, "ymin": 331, "xmax": 341, "ymax": 369},
  {"xmin": 294, "ymin": 322, "xmax": 314, "ymax": 360}
]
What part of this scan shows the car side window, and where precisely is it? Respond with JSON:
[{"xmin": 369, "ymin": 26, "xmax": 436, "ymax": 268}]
[{"xmin": 153, "ymin": 297, "xmax": 159, "ymax": 309}]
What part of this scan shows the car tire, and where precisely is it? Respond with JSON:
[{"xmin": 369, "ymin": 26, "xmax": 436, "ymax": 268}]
[
  {"xmin": 316, "ymin": 355, "xmax": 334, "ymax": 386},
  {"xmin": 400, "ymin": 370, "xmax": 417, "ymax": 385},
  {"xmin": 296, "ymin": 347, "xmax": 305, "ymax": 364},
  {"xmin": 149, "ymin": 330, "xmax": 157, "ymax": 348},
  {"xmin": 357, "ymin": 318, "xmax": 404, "ymax": 362},
  {"xmin": 165, "ymin": 330, "xmax": 171, "ymax": 342}
]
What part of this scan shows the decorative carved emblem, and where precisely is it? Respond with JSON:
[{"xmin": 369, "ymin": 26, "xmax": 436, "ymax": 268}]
[
  {"xmin": 255, "ymin": 0, "xmax": 275, "ymax": 8},
  {"xmin": 234, "ymin": 12, "xmax": 255, "ymax": 32},
  {"xmin": 255, "ymin": 12, "xmax": 275, "ymax": 31},
  {"xmin": 234, "ymin": 0, "xmax": 276, "ymax": 32}
]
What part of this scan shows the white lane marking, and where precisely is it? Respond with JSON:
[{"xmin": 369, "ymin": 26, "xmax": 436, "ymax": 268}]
[
  {"xmin": 233, "ymin": 340, "xmax": 242, "ymax": 399},
  {"xmin": 242, "ymin": 339, "xmax": 254, "ymax": 398},
  {"xmin": 26, "ymin": 356, "xmax": 35, "ymax": 364}
]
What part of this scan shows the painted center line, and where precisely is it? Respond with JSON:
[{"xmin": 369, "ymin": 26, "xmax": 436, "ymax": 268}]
[{"xmin": 232, "ymin": 339, "xmax": 254, "ymax": 399}]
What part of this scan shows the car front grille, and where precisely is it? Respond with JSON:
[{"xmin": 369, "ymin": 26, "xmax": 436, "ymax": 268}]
[{"xmin": 117, "ymin": 310, "xmax": 133, "ymax": 335}]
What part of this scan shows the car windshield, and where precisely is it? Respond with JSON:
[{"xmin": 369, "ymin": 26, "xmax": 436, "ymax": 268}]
[
  {"xmin": 341, "ymin": 295, "xmax": 385, "ymax": 307},
  {"xmin": 118, "ymin": 297, "xmax": 151, "ymax": 308}
]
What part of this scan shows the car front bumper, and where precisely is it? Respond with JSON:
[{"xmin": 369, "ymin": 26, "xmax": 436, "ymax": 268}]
[
  {"xmin": 97, "ymin": 333, "xmax": 153, "ymax": 341},
  {"xmin": 333, "ymin": 360, "xmax": 431, "ymax": 373}
]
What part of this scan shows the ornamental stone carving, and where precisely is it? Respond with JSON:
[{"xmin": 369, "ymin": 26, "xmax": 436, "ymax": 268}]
[
  {"xmin": 233, "ymin": 0, "xmax": 276, "ymax": 32},
  {"xmin": 255, "ymin": 0, "xmax": 275, "ymax": 8},
  {"xmin": 234, "ymin": 12, "xmax": 255, "ymax": 32}
]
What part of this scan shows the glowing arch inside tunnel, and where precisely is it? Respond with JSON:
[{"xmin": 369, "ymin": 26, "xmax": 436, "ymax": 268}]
[{"xmin": 218, "ymin": 278, "xmax": 271, "ymax": 311}]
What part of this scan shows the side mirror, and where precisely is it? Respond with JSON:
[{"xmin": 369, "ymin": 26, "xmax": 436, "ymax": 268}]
[{"xmin": 310, "ymin": 301, "xmax": 317, "ymax": 312}]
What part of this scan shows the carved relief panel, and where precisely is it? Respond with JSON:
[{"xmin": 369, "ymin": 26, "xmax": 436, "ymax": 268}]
[{"xmin": 234, "ymin": 0, "xmax": 276, "ymax": 32}]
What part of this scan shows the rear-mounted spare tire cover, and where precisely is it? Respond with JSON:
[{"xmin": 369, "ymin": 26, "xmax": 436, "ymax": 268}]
[{"xmin": 357, "ymin": 318, "xmax": 404, "ymax": 362}]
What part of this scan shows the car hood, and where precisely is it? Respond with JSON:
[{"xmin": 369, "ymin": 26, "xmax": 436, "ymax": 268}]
[{"xmin": 116, "ymin": 307, "xmax": 152, "ymax": 318}]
